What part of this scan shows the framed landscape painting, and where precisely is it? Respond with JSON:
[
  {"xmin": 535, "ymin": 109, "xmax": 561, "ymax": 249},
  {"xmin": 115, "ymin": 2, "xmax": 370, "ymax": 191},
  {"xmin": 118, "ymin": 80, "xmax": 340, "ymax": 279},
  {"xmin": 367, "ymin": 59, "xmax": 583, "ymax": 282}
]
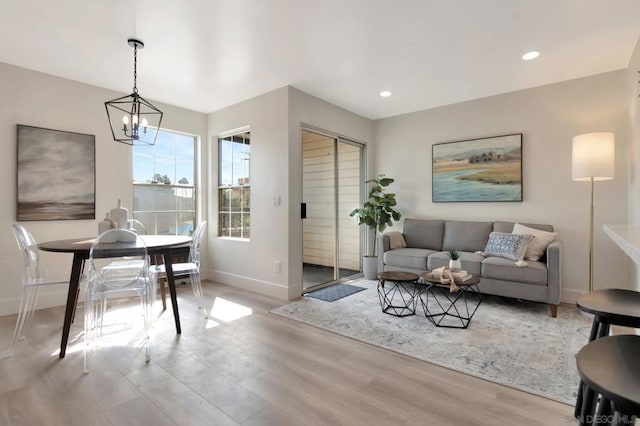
[
  {"xmin": 17, "ymin": 125, "xmax": 95, "ymax": 220},
  {"xmin": 432, "ymin": 133, "xmax": 522, "ymax": 202}
]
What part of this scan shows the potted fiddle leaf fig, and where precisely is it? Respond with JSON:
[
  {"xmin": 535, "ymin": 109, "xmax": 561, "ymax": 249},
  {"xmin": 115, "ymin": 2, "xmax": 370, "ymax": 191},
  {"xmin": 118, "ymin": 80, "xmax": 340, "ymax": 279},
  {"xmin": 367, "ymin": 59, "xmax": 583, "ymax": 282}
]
[{"xmin": 350, "ymin": 174, "xmax": 401, "ymax": 279}]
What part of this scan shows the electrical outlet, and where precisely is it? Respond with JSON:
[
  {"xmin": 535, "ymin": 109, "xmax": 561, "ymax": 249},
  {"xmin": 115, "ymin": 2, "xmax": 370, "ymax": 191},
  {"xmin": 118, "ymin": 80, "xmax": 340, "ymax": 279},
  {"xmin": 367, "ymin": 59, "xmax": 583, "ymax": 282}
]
[{"xmin": 274, "ymin": 261, "xmax": 281, "ymax": 273}]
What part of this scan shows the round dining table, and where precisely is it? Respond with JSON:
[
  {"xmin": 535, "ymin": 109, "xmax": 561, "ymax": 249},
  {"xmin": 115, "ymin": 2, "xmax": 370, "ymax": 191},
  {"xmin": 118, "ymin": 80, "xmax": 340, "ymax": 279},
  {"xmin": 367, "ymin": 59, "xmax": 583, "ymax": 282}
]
[{"xmin": 39, "ymin": 234, "xmax": 191, "ymax": 358}]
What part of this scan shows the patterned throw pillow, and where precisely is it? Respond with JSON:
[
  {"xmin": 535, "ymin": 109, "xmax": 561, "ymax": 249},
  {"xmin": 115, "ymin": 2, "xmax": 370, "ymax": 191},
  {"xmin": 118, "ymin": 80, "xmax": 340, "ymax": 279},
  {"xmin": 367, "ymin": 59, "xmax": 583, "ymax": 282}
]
[{"xmin": 483, "ymin": 232, "xmax": 533, "ymax": 261}]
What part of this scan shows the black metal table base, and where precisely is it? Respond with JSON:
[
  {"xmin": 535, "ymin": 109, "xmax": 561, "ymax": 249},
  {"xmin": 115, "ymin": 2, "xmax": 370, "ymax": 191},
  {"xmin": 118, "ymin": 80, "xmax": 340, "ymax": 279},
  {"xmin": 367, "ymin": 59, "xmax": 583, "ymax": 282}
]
[
  {"xmin": 575, "ymin": 317, "xmax": 611, "ymax": 425},
  {"xmin": 377, "ymin": 279, "xmax": 419, "ymax": 317},
  {"xmin": 576, "ymin": 336, "xmax": 640, "ymax": 426},
  {"xmin": 573, "ymin": 289, "xmax": 640, "ymax": 424},
  {"xmin": 420, "ymin": 283, "xmax": 482, "ymax": 328}
]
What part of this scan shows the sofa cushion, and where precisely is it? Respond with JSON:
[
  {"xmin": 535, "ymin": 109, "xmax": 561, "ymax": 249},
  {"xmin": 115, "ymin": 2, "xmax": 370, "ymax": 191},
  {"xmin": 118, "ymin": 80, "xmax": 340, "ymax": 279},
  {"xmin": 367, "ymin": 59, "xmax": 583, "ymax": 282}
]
[
  {"xmin": 384, "ymin": 248, "xmax": 435, "ymax": 270},
  {"xmin": 481, "ymin": 257, "xmax": 547, "ymax": 285},
  {"xmin": 442, "ymin": 221, "xmax": 492, "ymax": 252},
  {"xmin": 482, "ymin": 232, "xmax": 533, "ymax": 261},
  {"xmin": 402, "ymin": 219, "xmax": 444, "ymax": 250},
  {"xmin": 428, "ymin": 251, "xmax": 484, "ymax": 275}
]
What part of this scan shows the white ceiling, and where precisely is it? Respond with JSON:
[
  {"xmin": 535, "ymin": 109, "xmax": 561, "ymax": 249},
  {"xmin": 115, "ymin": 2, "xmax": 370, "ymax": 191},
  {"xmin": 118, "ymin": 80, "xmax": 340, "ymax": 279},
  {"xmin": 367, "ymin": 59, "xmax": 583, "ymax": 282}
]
[{"xmin": 1, "ymin": 0, "xmax": 640, "ymax": 119}]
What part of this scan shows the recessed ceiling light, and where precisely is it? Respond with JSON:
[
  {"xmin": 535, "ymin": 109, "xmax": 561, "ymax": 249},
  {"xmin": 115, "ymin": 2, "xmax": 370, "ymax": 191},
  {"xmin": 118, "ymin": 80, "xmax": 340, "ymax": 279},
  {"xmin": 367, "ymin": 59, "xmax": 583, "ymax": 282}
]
[
  {"xmin": 522, "ymin": 51, "xmax": 540, "ymax": 61},
  {"xmin": 380, "ymin": 91, "xmax": 392, "ymax": 98}
]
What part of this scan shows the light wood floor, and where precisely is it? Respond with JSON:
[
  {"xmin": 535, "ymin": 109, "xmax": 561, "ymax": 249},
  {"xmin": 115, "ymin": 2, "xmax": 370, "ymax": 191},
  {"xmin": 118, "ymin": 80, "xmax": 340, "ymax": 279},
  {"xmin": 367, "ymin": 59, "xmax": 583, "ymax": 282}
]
[{"xmin": 0, "ymin": 281, "xmax": 577, "ymax": 425}]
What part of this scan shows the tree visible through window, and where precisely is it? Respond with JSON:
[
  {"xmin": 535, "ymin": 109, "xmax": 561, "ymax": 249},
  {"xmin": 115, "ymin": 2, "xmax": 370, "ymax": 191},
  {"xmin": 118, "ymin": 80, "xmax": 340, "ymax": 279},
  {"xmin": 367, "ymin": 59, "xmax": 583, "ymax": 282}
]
[
  {"xmin": 218, "ymin": 131, "xmax": 250, "ymax": 238},
  {"xmin": 133, "ymin": 129, "xmax": 197, "ymax": 235}
]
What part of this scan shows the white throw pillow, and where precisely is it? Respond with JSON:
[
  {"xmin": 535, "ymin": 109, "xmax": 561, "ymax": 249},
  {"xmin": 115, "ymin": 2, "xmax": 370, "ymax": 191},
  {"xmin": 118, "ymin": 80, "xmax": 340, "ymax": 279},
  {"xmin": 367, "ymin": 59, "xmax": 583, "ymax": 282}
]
[{"xmin": 512, "ymin": 223, "xmax": 557, "ymax": 261}]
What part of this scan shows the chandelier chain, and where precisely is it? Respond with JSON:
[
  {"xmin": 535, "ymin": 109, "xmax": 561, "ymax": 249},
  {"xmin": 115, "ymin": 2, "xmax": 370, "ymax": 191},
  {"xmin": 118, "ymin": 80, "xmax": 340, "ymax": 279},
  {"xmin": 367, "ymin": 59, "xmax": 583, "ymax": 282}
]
[
  {"xmin": 105, "ymin": 37, "xmax": 163, "ymax": 146},
  {"xmin": 133, "ymin": 43, "xmax": 138, "ymax": 94}
]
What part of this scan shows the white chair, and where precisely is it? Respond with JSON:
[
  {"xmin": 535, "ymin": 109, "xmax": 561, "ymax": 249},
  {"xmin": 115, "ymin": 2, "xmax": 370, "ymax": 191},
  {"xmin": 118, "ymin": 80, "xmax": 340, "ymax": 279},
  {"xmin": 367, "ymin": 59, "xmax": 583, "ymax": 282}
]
[
  {"xmin": 128, "ymin": 219, "xmax": 147, "ymax": 235},
  {"xmin": 7, "ymin": 224, "xmax": 71, "ymax": 357},
  {"xmin": 128, "ymin": 219, "xmax": 166, "ymax": 302},
  {"xmin": 150, "ymin": 221, "xmax": 207, "ymax": 318},
  {"xmin": 84, "ymin": 228, "xmax": 153, "ymax": 373}
]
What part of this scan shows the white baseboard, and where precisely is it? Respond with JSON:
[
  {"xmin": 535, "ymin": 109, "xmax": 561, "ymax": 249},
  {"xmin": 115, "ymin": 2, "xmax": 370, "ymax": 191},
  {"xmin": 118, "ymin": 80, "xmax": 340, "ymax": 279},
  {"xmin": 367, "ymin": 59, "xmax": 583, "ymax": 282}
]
[
  {"xmin": 0, "ymin": 283, "xmax": 591, "ymax": 316},
  {"xmin": 0, "ymin": 272, "xmax": 289, "ymax": 317},
  {"xmin": 0, "ymin": 288, "xmax": 69, "ymax": 317},
  {"xmin": 205, "ymin": 269, "xmax": 289, "ymax": 300},
  {"xmin": 561, "ymin": 288, "xmax": 584, "ymax": 305}
]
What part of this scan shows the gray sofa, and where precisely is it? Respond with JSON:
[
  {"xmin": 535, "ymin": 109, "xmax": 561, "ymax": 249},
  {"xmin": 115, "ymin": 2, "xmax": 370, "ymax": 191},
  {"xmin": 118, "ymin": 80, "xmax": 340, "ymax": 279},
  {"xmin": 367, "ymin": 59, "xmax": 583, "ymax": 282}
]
[{"xmin": 378, "ymin": 218, "xmax": 562, "ymax": 317}]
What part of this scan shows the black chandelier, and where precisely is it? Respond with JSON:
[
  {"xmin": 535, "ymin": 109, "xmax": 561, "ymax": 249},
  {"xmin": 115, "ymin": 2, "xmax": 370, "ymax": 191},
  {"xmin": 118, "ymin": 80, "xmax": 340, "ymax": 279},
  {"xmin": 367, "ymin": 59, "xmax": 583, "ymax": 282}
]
[{"xmin": 105, "ymin": 38, "xmax": 163, "ymax": 146}]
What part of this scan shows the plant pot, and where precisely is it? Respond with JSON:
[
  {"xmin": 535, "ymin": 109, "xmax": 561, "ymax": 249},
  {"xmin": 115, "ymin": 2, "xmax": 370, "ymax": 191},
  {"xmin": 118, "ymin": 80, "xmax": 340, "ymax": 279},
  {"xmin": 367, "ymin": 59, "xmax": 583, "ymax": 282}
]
[
  {"xmin": 449, "ymin": 259, "xmax": 462, "ymax": 273},
  {"xmin": 362, "ymin": 256, "xmax": 379, "ymax": 280}
]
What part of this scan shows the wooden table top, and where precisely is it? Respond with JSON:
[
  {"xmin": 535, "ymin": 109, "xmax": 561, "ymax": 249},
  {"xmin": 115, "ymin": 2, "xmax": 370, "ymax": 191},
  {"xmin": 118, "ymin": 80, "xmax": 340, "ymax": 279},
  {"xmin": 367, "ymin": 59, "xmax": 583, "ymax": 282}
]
[
  {"xmin": 39, "ymin": 235, "xmax": 191, "ymax": 254},
  {"xmin": 378, "ymin": 271, "xmax": 419, "ymax": 282},
  {"xmin": 577, "ymin": 335, "xmax": 640, "ymax": 414},
  {"xmin": 577, "ymin": 289, "xmax": 640, "ymax": 327}
]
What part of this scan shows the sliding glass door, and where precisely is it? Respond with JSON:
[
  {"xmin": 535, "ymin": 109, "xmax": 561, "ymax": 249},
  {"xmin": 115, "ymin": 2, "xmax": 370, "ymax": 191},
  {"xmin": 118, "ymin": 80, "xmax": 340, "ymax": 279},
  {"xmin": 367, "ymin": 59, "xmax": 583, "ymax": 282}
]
[{"xmin": 302, "ymin": 129, "xmax": 363, "ymax": 290}]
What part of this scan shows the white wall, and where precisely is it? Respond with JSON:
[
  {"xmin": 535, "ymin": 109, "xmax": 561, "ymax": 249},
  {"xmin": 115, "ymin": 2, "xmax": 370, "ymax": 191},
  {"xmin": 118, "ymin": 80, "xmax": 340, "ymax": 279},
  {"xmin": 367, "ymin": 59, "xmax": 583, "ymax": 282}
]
[
  {"xmin": 206, "ymin": 88, "xmax": 291, "ymax": 299},
  {"xmin": 288, "ymin": 87, "xmax": 374, "ymax": 299},
  {"xmin": 205, "ymin": 86, "xmax": 373, "ymax": 300},
  {"xmin": 0, "ymin": 62, "xmax": 207, "ymax": 315},
  {"xmin": 3, "ymin": 59, "xmax": 630, "ymax": 310},
  {"xmin": 374, "ymin": 71, "xmax": 629, "ymax": 303},
  {"xmin": 627, "ymin": 36, "xmax": 640, "ymax": 290}
]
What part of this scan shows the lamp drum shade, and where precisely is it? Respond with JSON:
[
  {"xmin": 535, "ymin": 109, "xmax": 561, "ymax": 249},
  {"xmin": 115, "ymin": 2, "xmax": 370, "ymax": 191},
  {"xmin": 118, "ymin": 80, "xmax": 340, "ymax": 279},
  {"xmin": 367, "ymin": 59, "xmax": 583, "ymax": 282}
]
[{"xmin": 571, "ymin": 132, "xmax": 615, "ymax": 181}]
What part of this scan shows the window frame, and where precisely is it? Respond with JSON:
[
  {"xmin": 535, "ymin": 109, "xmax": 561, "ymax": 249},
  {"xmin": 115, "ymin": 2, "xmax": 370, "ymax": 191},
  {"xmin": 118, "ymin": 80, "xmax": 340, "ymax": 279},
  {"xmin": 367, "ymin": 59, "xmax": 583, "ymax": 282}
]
[
  {"xmin": 217, "ymin": 128, "xmax": 251, "ymax": 239},
  {"xmin": 132, "ymin": 128, "xmax": 199, "ymax": 236}
]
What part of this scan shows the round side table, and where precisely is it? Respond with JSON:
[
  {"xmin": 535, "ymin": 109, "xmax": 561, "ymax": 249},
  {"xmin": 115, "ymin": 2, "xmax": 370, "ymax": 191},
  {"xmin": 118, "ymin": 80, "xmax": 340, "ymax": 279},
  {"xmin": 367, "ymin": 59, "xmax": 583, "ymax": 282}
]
[
  {"xmin": 575, "ymin": 289, "xmax": 640, "ymax": 423},
  {"xmin": 419, "ymin": 271, "xmax": 482, "ymax": 329},
  {"xmin": 577, "ymin": 335, "xmax": 640, "ymax": 425},
  {"xmin": 377, "ymin": 271, "xmax": 419, "ymax": 317}
]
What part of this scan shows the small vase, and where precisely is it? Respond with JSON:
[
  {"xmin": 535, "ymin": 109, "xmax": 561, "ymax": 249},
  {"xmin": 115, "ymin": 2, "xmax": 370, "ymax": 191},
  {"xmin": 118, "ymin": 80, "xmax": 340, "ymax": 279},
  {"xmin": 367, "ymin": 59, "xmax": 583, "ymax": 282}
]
[
  {"xmin": 98, "ymin": 212, "xmax": 118, "ymax": 242},
  {"xmin": 110, "ymin": 199, "xmax": 128, "ymax": 229},
  {"xmin": 449, "ymin": 259, "xmax": 462, "ymax": 273},
  {"xmin": 98, "ymin": 212, "xmax": 116, "ymax": 235}
]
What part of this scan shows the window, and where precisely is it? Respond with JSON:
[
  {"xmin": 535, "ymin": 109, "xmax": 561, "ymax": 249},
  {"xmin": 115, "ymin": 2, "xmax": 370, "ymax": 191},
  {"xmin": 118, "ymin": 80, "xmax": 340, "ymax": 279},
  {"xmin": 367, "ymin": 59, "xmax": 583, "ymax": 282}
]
[
  {"xmin": 218, "ymin": 130, "xmax": 250, "ymax": 238},
  {"xmin": 132, "ymin": 129, "xmax": 197, "ymax": 235}
]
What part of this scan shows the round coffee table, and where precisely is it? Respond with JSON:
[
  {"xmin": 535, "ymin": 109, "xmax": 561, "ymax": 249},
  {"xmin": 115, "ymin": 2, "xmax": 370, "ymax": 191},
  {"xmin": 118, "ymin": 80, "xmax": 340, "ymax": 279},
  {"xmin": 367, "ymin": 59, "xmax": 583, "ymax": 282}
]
[
  {"xmin": 377, "ymin": 271, "xmax": 420, "ymax": 317},
  {"xmin": 419, "ymin": 271, "xmax": 482, "ymax": 329}
]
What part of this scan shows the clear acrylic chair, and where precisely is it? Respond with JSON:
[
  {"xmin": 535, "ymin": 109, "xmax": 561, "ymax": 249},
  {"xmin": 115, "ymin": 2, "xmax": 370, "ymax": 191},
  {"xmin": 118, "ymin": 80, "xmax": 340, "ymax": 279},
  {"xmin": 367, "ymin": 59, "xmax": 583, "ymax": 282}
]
[
  {"xmin": 150, "ymin": 221, "xmax": 207, "ymax": 318},
  {"xmin": 84, "ymin": 228, "xmax": 153, "ymax": 373},
  {"xmin": 128, "ymin": 219, "xmax": 147, "ymax": 235},
  {"xmin": 7, "ymin": 224, "xmax": 71, "ymax": 357}
]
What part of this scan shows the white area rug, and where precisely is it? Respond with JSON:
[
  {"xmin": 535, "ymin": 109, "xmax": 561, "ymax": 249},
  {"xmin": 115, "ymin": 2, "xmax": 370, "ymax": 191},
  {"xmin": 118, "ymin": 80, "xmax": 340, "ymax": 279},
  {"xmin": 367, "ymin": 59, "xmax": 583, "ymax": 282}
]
[{"xmin": 271, "ymin": 279, "xmax": 592, "ymax": 405}]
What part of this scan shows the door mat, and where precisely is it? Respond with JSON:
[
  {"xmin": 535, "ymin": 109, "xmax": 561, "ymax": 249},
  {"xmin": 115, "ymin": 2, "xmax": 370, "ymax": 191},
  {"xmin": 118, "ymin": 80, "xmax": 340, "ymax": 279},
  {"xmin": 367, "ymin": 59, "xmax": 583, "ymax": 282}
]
[{"xmin": 304, "ymin": 283, "xmax": 366, "ymax": 302}]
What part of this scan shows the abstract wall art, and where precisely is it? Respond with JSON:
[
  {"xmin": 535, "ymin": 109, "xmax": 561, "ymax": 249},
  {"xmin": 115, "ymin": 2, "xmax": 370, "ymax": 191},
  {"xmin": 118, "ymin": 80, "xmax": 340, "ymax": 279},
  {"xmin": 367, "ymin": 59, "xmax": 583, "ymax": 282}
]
[{"xmin": 17, "ymin": 125, "xmax": 95, "ymax": 220}]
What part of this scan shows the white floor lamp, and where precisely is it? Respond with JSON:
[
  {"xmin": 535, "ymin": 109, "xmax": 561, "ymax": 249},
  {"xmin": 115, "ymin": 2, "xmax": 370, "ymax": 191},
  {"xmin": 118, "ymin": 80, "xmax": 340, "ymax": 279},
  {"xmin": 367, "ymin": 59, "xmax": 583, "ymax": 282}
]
[{"xmin": 571, "ymin": 132, "xmax": 615, "ymax": 292}]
